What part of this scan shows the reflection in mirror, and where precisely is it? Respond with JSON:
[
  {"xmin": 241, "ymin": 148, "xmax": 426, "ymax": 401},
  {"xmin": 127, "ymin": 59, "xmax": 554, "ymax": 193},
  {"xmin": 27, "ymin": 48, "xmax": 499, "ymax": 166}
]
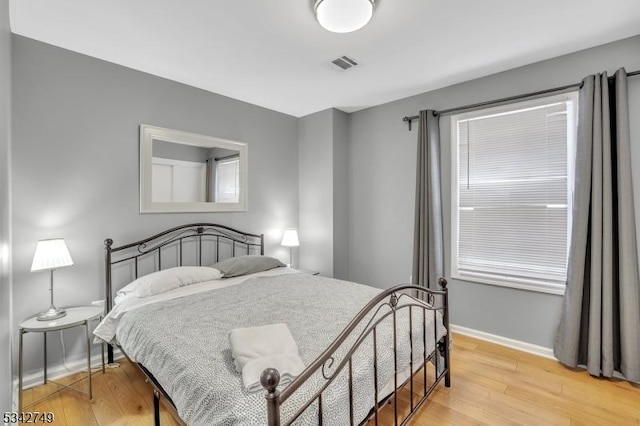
[
  {"xmin": 151, "ymin": 141, "xmax": 240, "ymax": 203},
  {"xmin": 140, "ymin": 125, "xmax": 247, "ymax": 213}
]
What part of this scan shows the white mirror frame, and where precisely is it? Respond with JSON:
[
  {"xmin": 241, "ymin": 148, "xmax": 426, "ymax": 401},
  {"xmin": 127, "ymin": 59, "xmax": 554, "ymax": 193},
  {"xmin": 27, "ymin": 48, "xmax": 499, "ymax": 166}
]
[{"xmin": 140, "ymin": 124, "xmax": 248, "ymax": 213}]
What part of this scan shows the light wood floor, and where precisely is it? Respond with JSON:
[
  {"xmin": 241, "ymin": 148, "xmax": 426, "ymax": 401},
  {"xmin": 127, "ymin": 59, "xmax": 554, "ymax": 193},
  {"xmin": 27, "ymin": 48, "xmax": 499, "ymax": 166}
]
[{"xmin": 20, "ymin": 333, "xmax": 640, "ymax": 425}]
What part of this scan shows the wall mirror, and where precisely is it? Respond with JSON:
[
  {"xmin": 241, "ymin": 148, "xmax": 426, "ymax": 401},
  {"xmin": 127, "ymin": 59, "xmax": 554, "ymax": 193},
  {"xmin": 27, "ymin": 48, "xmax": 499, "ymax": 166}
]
[{"xmin": 140, "ymin": 124, "xmax": 248, "ymax": 213}]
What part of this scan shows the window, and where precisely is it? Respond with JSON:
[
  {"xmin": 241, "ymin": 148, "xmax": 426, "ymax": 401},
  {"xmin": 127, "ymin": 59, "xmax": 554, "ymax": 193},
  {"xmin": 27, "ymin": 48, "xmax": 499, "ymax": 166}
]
[
  {"xmin": 451, "ymin": 92, "xmax": 578, "ymax": 294},
  {"xmin": 215, "ymin": 157, "xmax": 240, "ymax": 203}
]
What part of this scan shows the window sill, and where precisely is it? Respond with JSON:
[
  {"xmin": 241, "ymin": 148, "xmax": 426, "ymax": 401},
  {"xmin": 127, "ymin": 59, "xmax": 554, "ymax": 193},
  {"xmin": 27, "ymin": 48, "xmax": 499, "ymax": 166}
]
[{"xmin": 451, "ymin": 273, "xmax": 566, "ymax": 296}]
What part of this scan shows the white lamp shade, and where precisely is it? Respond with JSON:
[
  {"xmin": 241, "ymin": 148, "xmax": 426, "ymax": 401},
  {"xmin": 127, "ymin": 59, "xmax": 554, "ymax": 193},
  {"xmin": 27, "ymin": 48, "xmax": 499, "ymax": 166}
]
[
  {"xmin": 315, "ymin": 0, "xmax": 374, "ymax": 33},
  {"xmin": 30, "ymin": 239, "xmax": 74, "ymax": 272},
  {"xmin": 281, "ymin": 229, "xmax": 300, "ymax": 247}
]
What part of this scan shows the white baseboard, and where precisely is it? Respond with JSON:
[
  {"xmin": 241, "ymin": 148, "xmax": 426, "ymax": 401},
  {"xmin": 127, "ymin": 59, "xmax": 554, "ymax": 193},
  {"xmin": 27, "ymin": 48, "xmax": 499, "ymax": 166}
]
[
  {"xmin": 450, "ymin": 324, "xmax": 556, "ymax": 360},
  {"xmin": 12, "ymin": 348, "xmax": 124, "ymax": 411}
]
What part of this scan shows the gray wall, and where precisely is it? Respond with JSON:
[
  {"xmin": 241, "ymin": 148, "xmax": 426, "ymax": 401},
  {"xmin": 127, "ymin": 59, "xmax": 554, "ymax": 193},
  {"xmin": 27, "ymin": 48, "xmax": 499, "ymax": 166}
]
[
  {"xmin": 347, "ymin": 35, "xmax": 640, "ymax": 348},
  {"xmin": 0, "ymin": 0, "xmax": 12, "ymax": 413},
  {"xmin": 11, "ymin": 35, "xmax": 299, "ymax": 376},
  {"xmin": 333, "ymin": 110, "xmax": 349, "ymax": 280},
  {"xmin": 297, "ymin": 108, "xmax": 350, "ymax": 278},
  {"xmin": 298, "ymin": 109, "xmax": 334, "ymax": 275}
]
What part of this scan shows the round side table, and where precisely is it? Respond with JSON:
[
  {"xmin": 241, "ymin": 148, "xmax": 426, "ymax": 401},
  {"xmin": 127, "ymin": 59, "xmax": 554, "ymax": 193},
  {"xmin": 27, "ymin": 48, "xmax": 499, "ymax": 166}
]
[{"xmin": 18, "ymin": 305, "xmax": 105, "ymax": 412}]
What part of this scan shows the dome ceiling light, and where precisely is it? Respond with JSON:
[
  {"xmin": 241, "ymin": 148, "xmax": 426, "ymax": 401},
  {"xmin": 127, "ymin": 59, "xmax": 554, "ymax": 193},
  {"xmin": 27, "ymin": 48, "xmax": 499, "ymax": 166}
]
[{"xmin": 314, "ymin": 0, "xmax": 375, "ymax": 33}]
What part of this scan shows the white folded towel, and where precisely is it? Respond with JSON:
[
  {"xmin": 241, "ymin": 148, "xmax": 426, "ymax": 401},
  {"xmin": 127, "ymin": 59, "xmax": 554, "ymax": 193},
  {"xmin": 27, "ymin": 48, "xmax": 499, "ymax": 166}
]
[
  {"xmin": 242, "ymin": 354, "xmax": 306, "ymax": 392},
  {"xmin": 229, "ymin": 323, "xmax": 305, "ymax": 392}
]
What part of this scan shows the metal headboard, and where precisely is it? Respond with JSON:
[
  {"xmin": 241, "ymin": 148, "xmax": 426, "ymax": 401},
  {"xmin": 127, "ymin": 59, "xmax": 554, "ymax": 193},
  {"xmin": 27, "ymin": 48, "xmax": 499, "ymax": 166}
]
[{"xmin": 104, "ymin": 223, "xmax": 264, "ymax": 363}]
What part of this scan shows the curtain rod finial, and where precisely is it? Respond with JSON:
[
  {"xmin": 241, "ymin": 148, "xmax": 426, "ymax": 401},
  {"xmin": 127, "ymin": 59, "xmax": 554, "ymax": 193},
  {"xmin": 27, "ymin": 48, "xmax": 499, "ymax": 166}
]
[{"xmin": 403, "ymin": 115, "xmax": 418, "ymax": 131}]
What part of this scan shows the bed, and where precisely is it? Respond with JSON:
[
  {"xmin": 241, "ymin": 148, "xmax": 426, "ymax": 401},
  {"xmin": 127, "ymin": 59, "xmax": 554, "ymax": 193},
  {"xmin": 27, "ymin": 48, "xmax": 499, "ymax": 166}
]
[{"xmin": 95, "ymin": 223, "xmax": 450, "ymax": 425}]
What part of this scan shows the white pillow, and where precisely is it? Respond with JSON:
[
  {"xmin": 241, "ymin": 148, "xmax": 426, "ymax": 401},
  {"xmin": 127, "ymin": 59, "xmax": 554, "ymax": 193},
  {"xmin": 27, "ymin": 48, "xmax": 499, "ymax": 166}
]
[{"xmin": 116, "ymin": 266, "xmax": 222, "ymax": 300}]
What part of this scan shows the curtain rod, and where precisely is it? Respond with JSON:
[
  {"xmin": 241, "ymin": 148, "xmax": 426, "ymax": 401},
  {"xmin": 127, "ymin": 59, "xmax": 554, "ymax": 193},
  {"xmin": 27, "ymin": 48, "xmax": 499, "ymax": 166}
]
[
  {"xmin": 213, "ymin": 153, "xmax": 240, "ymax": 162},
  {"xmin": 402, "ymin": 69, "xmax": 640, "ymax": 130}
]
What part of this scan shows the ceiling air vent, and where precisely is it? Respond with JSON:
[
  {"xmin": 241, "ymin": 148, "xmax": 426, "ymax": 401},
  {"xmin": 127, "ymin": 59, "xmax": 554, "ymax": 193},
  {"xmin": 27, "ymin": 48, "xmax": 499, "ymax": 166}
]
[{"xmin": 331, "ymin": 55, "xmax": 359, "ymax": 71}]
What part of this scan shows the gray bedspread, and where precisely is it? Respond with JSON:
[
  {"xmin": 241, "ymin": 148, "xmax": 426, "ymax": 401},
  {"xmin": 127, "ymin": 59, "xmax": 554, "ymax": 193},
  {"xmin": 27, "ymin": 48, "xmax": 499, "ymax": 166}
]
[{"xmin": 116, "ymin": 273, "xmax": 446, "ymax": 425}]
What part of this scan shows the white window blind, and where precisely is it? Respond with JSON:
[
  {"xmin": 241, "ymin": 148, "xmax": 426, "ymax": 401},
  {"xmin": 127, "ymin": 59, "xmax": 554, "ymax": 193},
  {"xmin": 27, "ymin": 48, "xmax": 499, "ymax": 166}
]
[
  {"xmin": 216, "ymin": 157, "xmax": 240, "ymax": 203},
  {"xmin": 451, "ymin": 92, "xmax": 578, "ymax": 293}
]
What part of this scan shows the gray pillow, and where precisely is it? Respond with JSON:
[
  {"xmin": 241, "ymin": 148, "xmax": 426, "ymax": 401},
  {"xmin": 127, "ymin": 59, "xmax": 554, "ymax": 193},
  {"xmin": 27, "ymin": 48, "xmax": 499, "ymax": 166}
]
[{"xmin": 211, "ymin": 255, "xmax": 285, "ymax": 278}]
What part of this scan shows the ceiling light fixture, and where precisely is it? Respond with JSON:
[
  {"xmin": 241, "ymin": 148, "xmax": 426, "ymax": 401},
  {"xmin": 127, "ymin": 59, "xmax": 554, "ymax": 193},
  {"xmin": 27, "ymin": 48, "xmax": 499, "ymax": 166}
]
[{"xmin": 314, "ymin": 0, "xmax": 375, "ymax": 33}]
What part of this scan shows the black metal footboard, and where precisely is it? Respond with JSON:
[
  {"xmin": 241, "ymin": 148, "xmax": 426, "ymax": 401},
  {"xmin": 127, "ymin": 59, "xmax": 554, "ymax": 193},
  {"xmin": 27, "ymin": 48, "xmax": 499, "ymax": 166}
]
[{"xmin": 261, "ymin": 279, "xmax": 450, "ymax": 426}]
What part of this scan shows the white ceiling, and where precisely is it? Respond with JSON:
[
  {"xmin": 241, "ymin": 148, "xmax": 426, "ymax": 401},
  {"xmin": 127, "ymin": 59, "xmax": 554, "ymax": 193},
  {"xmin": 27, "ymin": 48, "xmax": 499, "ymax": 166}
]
[{"xmin": 9, "ymin": 0, "xmax": 640, "ymax": 117}]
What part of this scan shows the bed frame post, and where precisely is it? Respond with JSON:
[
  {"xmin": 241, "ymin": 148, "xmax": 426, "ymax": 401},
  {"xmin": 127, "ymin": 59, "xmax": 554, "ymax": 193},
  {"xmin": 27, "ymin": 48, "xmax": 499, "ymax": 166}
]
[
  {"xmin": 153, "ymin": 389, "xmax": 161, "ymax": 426},
  {"xmin": 439, "ymin": 277, "xmax": 451, "ymax": 387},
  {"xmin": 261, "ymin": 368, "xmax": 281, "ymax": 426},
  {"xmin": 105, "ymin": 238, "xmax": 115, "ymax": 364}
]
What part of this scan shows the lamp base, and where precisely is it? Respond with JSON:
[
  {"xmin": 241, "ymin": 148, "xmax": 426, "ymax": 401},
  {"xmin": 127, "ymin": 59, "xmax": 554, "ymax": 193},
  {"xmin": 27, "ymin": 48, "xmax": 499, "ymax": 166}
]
[{"xmin": 37, "ymin": 307, "xmax": 67, "ymax": 321}]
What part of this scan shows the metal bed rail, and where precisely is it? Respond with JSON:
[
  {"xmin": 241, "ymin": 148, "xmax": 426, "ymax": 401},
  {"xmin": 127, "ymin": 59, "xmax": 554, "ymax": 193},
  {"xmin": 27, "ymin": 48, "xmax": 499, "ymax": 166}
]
[{"xmin": 261, "ymin": 279, "xmax": 450, "ymax": 426}]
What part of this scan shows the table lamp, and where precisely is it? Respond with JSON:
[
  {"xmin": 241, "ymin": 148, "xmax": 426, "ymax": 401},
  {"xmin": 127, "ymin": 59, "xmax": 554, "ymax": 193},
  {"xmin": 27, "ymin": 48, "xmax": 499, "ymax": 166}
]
[
  {"xmin": 30, "ymin": 238, "xmax": 74, "ymax": 321},
  {"xmin": 281, "ymin": 229, "xmax": 299, "ymax": 268}
]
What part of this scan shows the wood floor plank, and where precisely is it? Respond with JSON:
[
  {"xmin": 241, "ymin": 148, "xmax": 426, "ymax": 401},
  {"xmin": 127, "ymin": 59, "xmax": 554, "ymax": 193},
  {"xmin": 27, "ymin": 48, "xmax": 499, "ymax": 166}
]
[
  {"xmin": 19, "ymin": 387, "xmax": 33, "ymax": 409},
  {"xmin": 89, "ymin": 370, "xmax": 127, "ymax": 425},
  {"xmin": 100, "ymin": 364, "xmax": 148, "ymax": 419},
  {"xmin": 118, "ymin": 360, "xmax": 180, "ymax": 425},
  {"xmin": 407, "ymin": 399, "xmax": 487, "ymax": 425},
  {"xmin": 59, "ymin": 390, "xmax": 98, "ymax": 426},
  {"xmin": 22, "ymin": 333, "xmax": 640, "ymax": 425},
  {"xmin": 435, "ymin": 382, "xmax": 558, "ymax": 426},
  {"xmin": 505, "ymin": 382, "xmax": 637, "ymax": 425},
  {"xmin": 27, "ymin": 383, "xmax": 68, "ymax": 425},
  {"xmin": 454, "ymin": 349, "xmax": 563, "ymax": 395},
  {"xmin": 450, "ymin": 334, "xmax": 478, "ymax": 351},
  {"xmin": 515, "ymin": 355, "xmax": 638, "ymax": 395},
  {"xmin": 429, "ymin": 389, "xmax": 519, "ymax": 426},
  {"xmin": 561, "ymin": 379, "xmax": 640, "ymax": 419},
  {"xmin": 454, "ymin": 344, "xmax": 520, "ymax": 372},
  {"xmin": 459, "ymin": 375, "xmax": 571, "ymax": 426}
]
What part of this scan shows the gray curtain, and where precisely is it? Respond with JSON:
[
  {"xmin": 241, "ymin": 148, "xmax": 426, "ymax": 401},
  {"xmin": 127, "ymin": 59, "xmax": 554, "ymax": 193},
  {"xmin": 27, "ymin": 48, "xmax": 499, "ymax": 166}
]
[
  {"xmin": 412, "ymin": 110, "xmax": 444, "ymax": 290},
  {"xmin": 554, "ymin": 68, "xmax": 640, "ymax": 383}
]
